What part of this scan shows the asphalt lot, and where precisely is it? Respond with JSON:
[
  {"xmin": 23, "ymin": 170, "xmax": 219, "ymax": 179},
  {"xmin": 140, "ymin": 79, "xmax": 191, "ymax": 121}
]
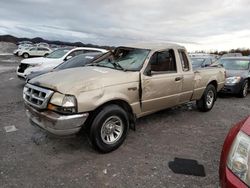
[{"xmin": 0, "ymin": 54, "xmax": 249, "ymax": 188}]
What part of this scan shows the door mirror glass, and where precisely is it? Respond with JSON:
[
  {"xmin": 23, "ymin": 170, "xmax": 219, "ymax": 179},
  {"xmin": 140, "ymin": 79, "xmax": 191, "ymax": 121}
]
[{"xmin": 65, "ymin": 55, "xmax": 72, "ymax": 60}]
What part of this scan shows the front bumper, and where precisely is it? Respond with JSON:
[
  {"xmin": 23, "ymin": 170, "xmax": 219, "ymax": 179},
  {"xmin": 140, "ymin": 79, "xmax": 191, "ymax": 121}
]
[
  {"xmin": 220, "ymin": 83, "xmax": 241, "ymax": 94},
  {"xmin": 25, "ymin": 103, "xmax": 89, "ymax": 136}
]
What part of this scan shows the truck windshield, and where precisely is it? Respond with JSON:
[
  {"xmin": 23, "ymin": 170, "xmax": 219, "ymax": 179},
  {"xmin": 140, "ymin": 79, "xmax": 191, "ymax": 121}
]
[
  {"xmin": 46, "ymin": 49, "xmax": 70, "ymax": 59},
  {"xmin": 94, "ymin": 48, "xmax": 150, "ymax": 71},
  {"xmin": 219, "ymin": 59, "xmax": 249, "ymax": 70}
]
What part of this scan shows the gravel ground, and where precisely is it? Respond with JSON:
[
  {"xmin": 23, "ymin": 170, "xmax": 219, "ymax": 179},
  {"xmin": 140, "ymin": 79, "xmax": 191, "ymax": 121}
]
[{"xmin": 0, "ymin": 54, "xmax": 249, "ymax": 188}]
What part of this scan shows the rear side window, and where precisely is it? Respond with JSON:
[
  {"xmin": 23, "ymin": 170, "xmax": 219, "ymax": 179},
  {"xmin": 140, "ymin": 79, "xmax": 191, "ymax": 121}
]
[
  {"xmin": 149, "ymin": 49, "xmax": 177, "ymax": 73},
  {"xmin": 84, "ymin": 50, "xmax": 101, "ymax": 53},
  {"xmin": 69, "ymin": 50, "xmax": 84, "ymax": 57},
  {"xmin": 38, "ymin": 47, "xmax": 48, "ymax": 51},
  {"xmin": 179, "ymin": 50, "xmax": 190, "ymax": 71}
]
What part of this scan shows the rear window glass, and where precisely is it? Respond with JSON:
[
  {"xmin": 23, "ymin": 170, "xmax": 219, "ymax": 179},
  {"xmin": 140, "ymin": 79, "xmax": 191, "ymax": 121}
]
[{"xmin": 219, "ymin": 59, "xmax": 249, "ymax": 70}]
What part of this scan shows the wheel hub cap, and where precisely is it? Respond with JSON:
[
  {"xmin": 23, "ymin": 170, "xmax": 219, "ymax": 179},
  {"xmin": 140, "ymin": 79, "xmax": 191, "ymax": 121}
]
[
  {"xmin": 206, "ymin": 90, "xmax": 214, "ymax": 108},
  {"xmin": 101, "ymin": 116, "xmax": 124, "ymax": 145}
]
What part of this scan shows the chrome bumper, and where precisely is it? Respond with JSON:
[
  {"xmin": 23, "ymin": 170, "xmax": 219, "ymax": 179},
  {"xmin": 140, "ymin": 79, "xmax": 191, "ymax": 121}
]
[{"xmin": 25, "ymin": 104, "xmax": 88, "ymax": 136}]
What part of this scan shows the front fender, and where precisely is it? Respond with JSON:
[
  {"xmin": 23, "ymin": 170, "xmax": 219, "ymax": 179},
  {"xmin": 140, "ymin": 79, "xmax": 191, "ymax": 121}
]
[{"xmin": 77, "ymin": 82, "xmax": 139, "ymax": 113}]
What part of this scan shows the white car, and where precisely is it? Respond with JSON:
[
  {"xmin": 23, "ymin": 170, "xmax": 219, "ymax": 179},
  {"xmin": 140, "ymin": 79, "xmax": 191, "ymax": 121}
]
[
  {"xmin": 13, "ymin": 44, "xmax": 34, "ymax": 55},
  {"xmin": 18, "ymin": 47, "xmax": 52, "ymax": 58},
  {"xmin": 16, "ymin": 47, "xmax": 108, "ymax": 79}
]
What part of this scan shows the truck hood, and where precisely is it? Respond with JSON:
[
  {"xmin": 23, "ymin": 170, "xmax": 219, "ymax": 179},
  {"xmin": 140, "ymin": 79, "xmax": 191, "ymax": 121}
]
[
  {"xmin": 226, "ymin": 69, "xmax": 248, "ymax": 78},
  {"xmin": 21, "ymin": 57, "xmax": 61, "ymax": 65},
  {"xmin": 29, "ymin": 66, "xmax": 139, "ymax": 94}
]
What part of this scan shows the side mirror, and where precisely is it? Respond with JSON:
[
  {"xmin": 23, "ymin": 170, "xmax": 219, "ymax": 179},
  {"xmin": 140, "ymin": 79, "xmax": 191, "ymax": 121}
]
[
  {"xmin": 145, "ymin": 69, "xmax": 152, "ymax": 76},
  {"xmin": 65, "ymin": 56, "xmax": 72, "ymax": 60}
]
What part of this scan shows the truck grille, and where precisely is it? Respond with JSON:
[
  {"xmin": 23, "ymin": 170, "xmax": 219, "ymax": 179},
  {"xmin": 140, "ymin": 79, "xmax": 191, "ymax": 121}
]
[
  {"xmin": 23, "ymin": 83, "xmax": 54, "ymax": 109},
  {"xmin": 18, "ymin": 63, "xmax": 30, "ymax": 73}
]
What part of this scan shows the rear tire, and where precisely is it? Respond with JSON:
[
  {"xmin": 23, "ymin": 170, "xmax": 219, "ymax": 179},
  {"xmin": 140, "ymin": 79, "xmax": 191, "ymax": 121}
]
[
  {"xmin": 89, "ymin": 104, "xmax": 129, "ymax": 153},
  {"xmin": 238, "ymin": 80, "xmax": 248, "ymax": 98},
  {"xmin": 196, "ymin": 84, "xmax": 216, "ymax": 112},
  {"xmin": 23, "ymin": 53, "xmax": 29, "ymax": 58}
]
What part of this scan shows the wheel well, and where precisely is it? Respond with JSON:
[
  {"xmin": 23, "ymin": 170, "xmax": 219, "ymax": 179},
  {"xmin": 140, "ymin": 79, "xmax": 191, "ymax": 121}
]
[
  {"xmin": 85, "ymin": 100, "xmax": 135, "ymax": 129},
  {"xmin": 208, "ymin": 80, "xmax": 217, "ymax": 91}
]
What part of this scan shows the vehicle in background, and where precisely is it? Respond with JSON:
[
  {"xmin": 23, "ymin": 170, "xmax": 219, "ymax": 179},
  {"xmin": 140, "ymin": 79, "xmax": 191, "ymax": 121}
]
[
  {"xmin": 219, "ymin": 116, "xmax": 250, "ymax": 188},
  {"xmin": 26, "ymin": 52, "xmax": 105, "ymax": 81},
  {"xmin": 222, "ymin": 53, "xmax": 243, "ymax": 58},
  {"xmin": 218, "ymin": 57, "xmax": 250, "ymax": 97},
  {"xmin": 17, "ymin": 47, "xmax": 108, "ymax": 79},
  {"xmin": 23, "ymin": 43, "xmax": 225, "ymax": 152},
  {"xmin": 191, "ymin": 56, "xmax": 217, "ymax": 69},
  {"xmin": 50, "ymin": 44, "xmax": 61, "ymax": 50},
  {"xmin": 17, "ymin": 47, "xmax": 52, "ymax": 58},
  {"xmin": 189, "ymin": 53, "xmax": 211, "ymax": 57},
  {"xmin": 17, "ymin": 41, "xmax": 33, "ymax": 46},
  {"xmin": 13, "ymin": 44, "xmax": 34, "ymax": 55},
  {"xmin": 35, "ymin": 43, "xmax": 50, "ymax": 48}
]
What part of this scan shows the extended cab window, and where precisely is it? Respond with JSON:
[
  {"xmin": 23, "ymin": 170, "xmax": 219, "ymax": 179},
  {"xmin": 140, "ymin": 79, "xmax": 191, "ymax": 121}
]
[
  {"xmin": 150, "ymin": 49, "xmax": 177, "ymax": 73},
  {"xmin": 179, "ymin": 50, "xmax": 190, "ymax": 71}
]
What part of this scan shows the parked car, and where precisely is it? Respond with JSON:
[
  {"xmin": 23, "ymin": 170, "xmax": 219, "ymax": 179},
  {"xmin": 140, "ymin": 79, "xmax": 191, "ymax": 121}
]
[
  {"xmin": 17, "ymin": 41, "xmax": 33, "ymax": 45},
  {"xmin": 26, "ymin": 52, "xmax": 106, "ymax": 81},
  {"xmin": 16, "ymin": 47, "xmax": 108, "ymax": 79},
  {"xmin": 222, "ymin": 53, "xmax": 243, "ymax": 58},
  {"xmin": 35, "ymin": 42, "xmax": 50, "ymax": 48},
  {"xmin": 17, "ymin": 47, "xmax": 52, "ymax": 58},
  {"xmin": 218, "ymin": 57, "xmax": 250, "ymax": 97},
  {"xmin": 219, "ymin": 116, "xmax": 250, "ymax": 188},
  {"xmin": 191, "ymin": 56, "xmax": 217, "ymax": 69},
  {"xmin": 13, "ymin": 44, "xmax": 34, "ymax": 55},
  {"xmin": 23, "ymin": 43, "xmax": 225, "ymax": 152},
  {"xmin": 189, "ymin": 53, "xmax": 211, "ymax": 57}
]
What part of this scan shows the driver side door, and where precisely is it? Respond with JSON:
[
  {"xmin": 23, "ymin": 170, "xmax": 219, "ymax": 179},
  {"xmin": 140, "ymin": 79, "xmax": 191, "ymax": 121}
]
[{"xmin": 141, "ymin": 49, "xmax": 183, "ymax": 114}]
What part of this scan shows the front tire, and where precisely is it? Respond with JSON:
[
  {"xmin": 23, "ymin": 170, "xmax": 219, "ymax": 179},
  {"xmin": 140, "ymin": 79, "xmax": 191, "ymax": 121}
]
[
  {"xmin": 23, "ymin": 53, "xmax": 29, "ymax": 58},
  {"xmin": 89, "ymin": 104, "xmax": 129, "ymax": 153},
  {"xmin": 238, "ymin": 80, "xmax": 248, "ymax": 98},
  {"xmin": 196, "ymin": 84, "xmax": 216, "ymax": 112}
]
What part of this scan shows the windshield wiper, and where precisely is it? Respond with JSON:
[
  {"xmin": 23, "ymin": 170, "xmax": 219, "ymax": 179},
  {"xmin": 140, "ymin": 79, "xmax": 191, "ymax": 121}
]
[{"xmin": 109, "ymin": 61, "xmax": 127, "ymax": 72}]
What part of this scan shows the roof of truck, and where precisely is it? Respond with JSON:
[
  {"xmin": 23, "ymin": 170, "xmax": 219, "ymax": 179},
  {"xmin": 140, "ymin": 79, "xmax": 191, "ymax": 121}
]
[{"xmin": 120, "ymin": 43, "xmax": 185, "ymax": 51}]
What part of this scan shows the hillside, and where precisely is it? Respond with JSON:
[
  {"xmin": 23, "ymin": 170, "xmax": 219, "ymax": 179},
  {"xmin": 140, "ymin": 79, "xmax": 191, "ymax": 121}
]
[{"xmin": 0, "ymin": 35, "xmax": 113, "ymax": 50}]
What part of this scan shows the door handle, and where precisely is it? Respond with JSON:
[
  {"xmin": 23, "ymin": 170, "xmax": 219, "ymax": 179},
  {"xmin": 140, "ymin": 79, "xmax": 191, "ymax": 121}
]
[{"xmin": 175, "ymin": 76, "xmax": 183, "ymax": 81}]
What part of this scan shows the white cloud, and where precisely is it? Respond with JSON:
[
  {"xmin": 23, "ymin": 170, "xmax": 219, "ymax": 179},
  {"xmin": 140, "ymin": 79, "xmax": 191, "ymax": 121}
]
[{"xmin": 0, "ymin": 0, "xmax": 250, "ymax": 51}]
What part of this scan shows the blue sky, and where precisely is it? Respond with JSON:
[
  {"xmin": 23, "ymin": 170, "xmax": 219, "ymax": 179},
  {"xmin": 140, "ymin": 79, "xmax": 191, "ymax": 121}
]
[{"xmin": 1, "ymin": 0, "xmax": 250, "ymax": 51}]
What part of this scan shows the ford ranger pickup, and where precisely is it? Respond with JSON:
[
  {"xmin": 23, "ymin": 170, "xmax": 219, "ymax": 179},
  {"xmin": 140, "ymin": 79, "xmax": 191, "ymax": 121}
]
[{"xmin": 23, "ymin": 43, "xmax": 225, "ymax": 153}]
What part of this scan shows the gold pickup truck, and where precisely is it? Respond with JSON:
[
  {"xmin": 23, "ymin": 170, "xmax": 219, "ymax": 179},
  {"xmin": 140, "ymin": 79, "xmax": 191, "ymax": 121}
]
[{"xmin": 23, "ymin": 43, "xmax": 225, "ymax": 152}]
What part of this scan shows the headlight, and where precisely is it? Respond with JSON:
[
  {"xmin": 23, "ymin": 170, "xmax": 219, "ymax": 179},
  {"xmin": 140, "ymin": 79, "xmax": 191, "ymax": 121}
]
[
  {"xmin": 226, "ymin": 76, "xmax": 241, "ymax": 85},
  {"xmin": 227, "ymin": 131, "xmax": 250, "ymax": 186},
  {"xmin": 48, "ymin": 92, "xmax": 77, "ymax": 114}
]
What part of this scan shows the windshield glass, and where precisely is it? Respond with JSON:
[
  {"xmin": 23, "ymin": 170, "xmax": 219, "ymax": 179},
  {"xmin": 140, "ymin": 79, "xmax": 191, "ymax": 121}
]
[
  {"xmin": 191, "ymin": 58, "xmax": 205, "ymax": 67},
  {"xmin": 55, "ymin": 53, "xmax": 102, "ymax": 70},
  {"xmin": 46, "ymin": 49, "xmax": 70, "ymax": 59},
  {"xmin": 219, "ymin": 59, "xmax": 249, "ymax": 70},
  {"xmin": 94, "ymin": 48, "xmax": 150, "ymax": 71}
]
